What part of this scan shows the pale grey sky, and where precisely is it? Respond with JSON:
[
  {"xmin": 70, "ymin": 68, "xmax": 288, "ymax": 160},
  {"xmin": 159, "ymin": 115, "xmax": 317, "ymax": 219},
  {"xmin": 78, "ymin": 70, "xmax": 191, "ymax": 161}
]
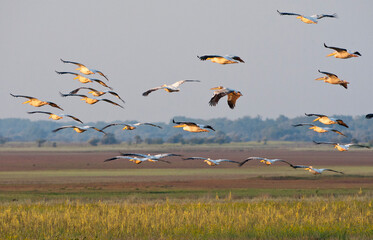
[{"xmin": 1, "ymin": 1, "xmax": 372, "ymax": 123}]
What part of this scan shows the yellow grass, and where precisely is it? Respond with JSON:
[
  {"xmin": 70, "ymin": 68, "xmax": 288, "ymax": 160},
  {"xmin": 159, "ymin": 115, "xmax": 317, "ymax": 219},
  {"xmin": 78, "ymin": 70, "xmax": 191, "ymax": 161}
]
[{"xmin": 0, "ymin": 196, "xmax": 372, "ymax": 239}]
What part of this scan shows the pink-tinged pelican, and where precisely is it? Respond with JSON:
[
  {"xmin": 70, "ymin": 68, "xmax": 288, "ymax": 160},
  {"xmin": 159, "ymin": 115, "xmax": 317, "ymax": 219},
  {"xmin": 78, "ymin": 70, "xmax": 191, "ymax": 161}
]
[
  {"xmin": 60, "ymin": 59, "xmax": 109, "ymax": 81},
  {"xmin": 27, "ymin": 111, "xmax": 83, "ymax": 124},
  {"xmin": 291, "ymin": 165, "xmax": 344, "ymax": 175},
  {"xmin": 305, "ymin": 113, "xmax": 348, "ymax": 128},
  {"xmin": 68, "ymin": 87, "xmax": 124, "ymax": 103},
  {"xmin": 10, "ymin": 94, "xmax": 63, "ymax": 110},
  {"xmin": 55, "ymin": 71, "xmax": 112, "ymax": 89},
  {"xmin": 104, "ymin": 153, "xmax": 180, "ymax": 164},
  {"xmin": 172, "ymin": 119, "xmax": 215, "ymax": 133},
  {"xmin": 292, "ymin": 123, "xmax": 347, "ymax": 137},
  {"xmin": 238, "ymin": 157, "xmax": 294, "ymax": 167},
  {"xmin": 52, "ymin": 125, "xmax": 106, "ymax": 134},
  {"xmin": 315, "ymin": 70, "xmax": 349, "ymax": 89},
  {"xmin": 142, "ymin": 80, "xmax": 200, "ymax": 96},
  {"xmin": 197, "ymin": 55, "xmax": 244, "ymax": 64},
  {"xmin": 100, "ymin": 122, "xmax": 162, "ymax": 131},
  {"xmin": 277, "ymin": 10, "xmax": 337, "ymax": 24},
  {"xmin": 209, "ymin": 86, "xmax": 242, "ymax": 109},
  {"xmin": 324, "ymin": 43, "xmax": 361, "ymax": 59},
  {"xmin": 183, "ymin": 157, "xmax": 239, "ymax": 166},
  {"xmin": 60, "ymin": 92, "xmax": 123, "ymax": 108},
  {"xmin": 313, "ymin": 141, "xmax": 370, "ymax": 152}
]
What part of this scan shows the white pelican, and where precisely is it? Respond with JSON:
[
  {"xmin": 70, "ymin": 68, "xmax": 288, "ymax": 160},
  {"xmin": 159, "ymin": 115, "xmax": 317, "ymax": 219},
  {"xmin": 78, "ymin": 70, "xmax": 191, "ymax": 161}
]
[
  {"xmin": 142, "ymin": 80, "xmax": 200, "ymax": 96},
  {"xmin": 209, "ymin": 86, "xmax": 242, "ymax": 109},
  {"xmin": 27, "ymin": 111, "xmax": 83, "ymax": 124},
  {"xmin": 366, "ymin": 114, "xmax": 373, "ymax": 119},
  {"xmin": 277, "ymin": 10, "xmax": 337, "ymax": 24},
  {"xmin": 69, "ymin": 87, "xmax": 125, "ymax": 103},
  {"xmin": 60, "ymin": 59, "xmax": 109, "ymax": 81},
  {"xmin": 197, "ymin": 55, "xmax": 245, "ymax": 65},
  {"xmin": 324, "ymin": 43, "xmax": 361, "ymax": 59},
  {"xmin": 315, "ymin": 70, "xmax": 349, "ymax": 89},
  {"xmin": 292, "ymin": 123, "xmax": 347, "ymax": 137},
  {"xmin": 55, "ymin": 71, "xmax": 112, "ymax": 89},
  {"xmin": 52, "ymin": 125, "xmax": 106, "ymax": 134},
  {"xmin": 183, "ymin": 157, "xmax": 239, "ymax": 166},
  {"xmin": 172, "ymin": 119, "xmax": 215, "ymax": 133},
  {"xmin": 60, "ymin": 93, "xmax": 124, "ymax": 108},
  {"xmin": 104, "ymin": 155, "xmax": 173, "ymax": 164},
  {"xmin": 10, "ymin": 94, "xmax": 63, "ymax": 110},
  {"xmin": 291, "ymin": 165, "xmax": 344, "ymax": 175},
  {"xmin": 238, "ymin": 157, "xmax": 293, "ymax": 167},
  {"xmin": 100, "ymin": 122, "xmax": 162, "ymax": 131},
  {"xmin": 313, "ymin": 141, "xmax": 370, "ymax": 152},
  {"xmin": 305, "ymin": 113, "xmax": 349, "ymax": 128},
  {"xmin": 119, "ymin": 153, "xmax": 181, "ymax": 161}
]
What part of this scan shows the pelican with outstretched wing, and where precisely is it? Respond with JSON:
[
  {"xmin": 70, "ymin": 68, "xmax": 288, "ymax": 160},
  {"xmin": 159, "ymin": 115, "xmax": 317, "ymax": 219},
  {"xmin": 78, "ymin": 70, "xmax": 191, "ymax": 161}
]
[
  {"xmin": 68, "ymin": 87, "xmax": 125, "ymax": 103},
  {"xmin": 313, "ymin": 141, "xmax": 370, "ymax": 152},
  {"xmin": 142, "ymin": 80, "xmax": 200, "ymax": 96},
  {"xmin": 209, "ymin": 86, "xmax": 242, "ymax": 109},
  {"xmin": 238, "ymin": 157, "xmax": 294, "ymax": 167},
  {"xmin": 52, "ymin": 125, "xmax": 106, "ymax": 134},
  {"xmin": 55, "ymin": 71, "xmax": 112, "ymax": 89},
  {"xmin": 27, "ymin": 111, "xmax": 83, "ymax": 124},
  {"xmin": 172, "ymin": 119, "xmax": 215, "ymax": 133},
  {"xmin": 101, "ymin": 122, "xmax": 162, "ymax": 131},
  {"xmin": 277, "ymin": 10, "xmax": 337, "ymax": 24},
  {"xmin": 315, "ymin": 70, "xmax": 349, "ymax": 89},
  {"xmin": 183, "ymin": 157, "xmax": 239, "ymax": 166},
  {"xmin": 293, "ymin": 123, "xmax": 347, "ymax": 137},
  {"xmin": 197, "ymin": 55, "xmax": 245, "ymax": 64},
  {"xmin": 60, "ymin": 92, "xmax": 123, "ymax": 108},
  {"xmin": 291, "ymin": 165, "xmax": 344, "ymax": 175},
  {"xmin": 305, "ymin": 113, "xmax": 348, "ymax": 128},
  {"xmin": 60, "ymin": 59, "xmax": 109, "ymax": 81},
  {"xmin": 10, "ymin": 94, "xmax": 63, "ymax": 110},
  {"xmin": 324, "ymin": 43, "xmax": 361, "ymax": 59}
]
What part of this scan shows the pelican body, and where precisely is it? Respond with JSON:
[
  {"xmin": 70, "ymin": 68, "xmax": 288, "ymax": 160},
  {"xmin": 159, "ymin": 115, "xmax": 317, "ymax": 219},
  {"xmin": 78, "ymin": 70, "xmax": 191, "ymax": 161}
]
[
  {"xmin": 172, "ymin": 119, "xmax": 215, "ymax": 133},
  {"xmin": 324, "ymin": 43, "xmax": 361, "ymax": 59},
  {"xmin": 305, "ymin": 113, "xmax": 348, "ymax": 128},
  {"xmin": 183, "ymin": 157, "xmax": 239, "ymax": 166},
  {"xmin": 293, "ymin": 123, "xmax": 346, "ymax": 137},
  {"xmin": 209, "ymin": 86, "xmax": 242, "ymax": 109},
  {"xmin": 239, "ymin": 157, "xmax": 293, "ymax": 167},
  {"xmin": 313, "ymin": 141, "xmax": 370, "ymax": 152},
  {"xmin": 197, "ymin": 55, "xmax": 245, "ymax": 64},
  {"xmin": 315, "ymin": 70, "xmax": 349, "ymax": 89},
  {"xmin": 60, "ymin": 59, "xmax": 109, "ymax": 81},
  {"xmin": 10, "ymin": 94, "xmax": 63, "ymax": 110},
  {"xmin": 55, "ymin": 71, "xmax": 112, "ymax": 89}
]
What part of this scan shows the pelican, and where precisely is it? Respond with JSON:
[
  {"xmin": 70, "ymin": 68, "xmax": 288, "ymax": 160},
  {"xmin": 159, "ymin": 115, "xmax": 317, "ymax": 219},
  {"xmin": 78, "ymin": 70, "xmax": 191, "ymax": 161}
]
[
  {"xmin": 101, "ymin": 122, "xmax": 162, "ymax": 131},
  {"xmin": 209, "ymin": 86, "xmax": 242, "ymax": 109},
  {"xmin": 119, "ymin": 153, "xmax": 181, "ymax": 161},
  {"xmin": 52, "ymin": 125, "xmax": 106, "ymax": 134},
  {"xmin": 183, "ymin": 157, "xmax": 239, "ymax": 166},
  {"xmin": 27, "ymin": 111, "xmax": 83, "ymax": 124},
  {"xmin": 142, "ymin": 80, "xmax": 200, "ymax": 96},
  {"xmin": 172, "ymin": 119, "xmax": 215, "ymax": 133},
  {"xmin": 55, "ymin": 71, "xmax": 112, "ymax": 89},
  {"xmin": 277, "ymin": 10, "xmax": 337, "ymax": 24},
  {"xmin": 238, "ymin": 157, "xmax": 293, "ymax": 167},
  {"xmin": 305, "ymin": 113, "xmax": 349, "ymax": 128},
  {"xmin": 291, "ymin": 165, "xmax": 344, "ymax": 175},
  {"xmin": 60, "ymin": 93, "xmax": 124, "ymax": 108},
  {"xmin": 313, "ymin": 141, "xmax": 370, "ymax": 152},
  {"xmin": 366, "ymin": 114, "xmax": 373, "ymax": 119},
  {"xmin": 69, "ymin": 87, "xmax": 124, "ymax": 103},
  {"xmin": 197, "ymin": 55, "xmax": 245, "ymax": 64},
  {"xmin": 292, "ymin": 123, "xmax": 347, "ymax": 137},
  {"xmin": 324, "ymin": 43, "xmax": 361, "ymax": 59},
  {"xmin": 10, "ymin": 94, "xmax": 63, "ymax": 110},
  {"xmin": 104, "ymin": 155, "xmax": 172, "ymax": 164},
  {"xmin": 315, "ymin": 70, "xmax": 349, "ymax": 89},
  {"xmin": 60, "ymin": 59, "xmax": 109, "ymax": 81}
]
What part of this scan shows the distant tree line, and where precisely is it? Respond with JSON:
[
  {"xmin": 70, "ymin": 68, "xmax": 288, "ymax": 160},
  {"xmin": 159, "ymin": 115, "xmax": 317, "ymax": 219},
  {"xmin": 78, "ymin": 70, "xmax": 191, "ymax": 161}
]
[{"xmin": 0, "ymin": 115, "xmax": 372, "ymax": 145}]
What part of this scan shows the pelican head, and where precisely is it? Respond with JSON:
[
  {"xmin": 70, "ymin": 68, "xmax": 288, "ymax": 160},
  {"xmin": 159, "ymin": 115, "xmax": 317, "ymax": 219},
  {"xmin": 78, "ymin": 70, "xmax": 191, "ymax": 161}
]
[{"xmin": 210, "ymin": 86, "xmax": 224, "ymax": 90}]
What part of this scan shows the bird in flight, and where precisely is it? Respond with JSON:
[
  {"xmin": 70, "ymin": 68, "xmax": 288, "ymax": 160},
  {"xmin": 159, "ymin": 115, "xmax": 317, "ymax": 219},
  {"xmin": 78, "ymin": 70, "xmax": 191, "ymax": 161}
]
[
  {"xmin": 209, "ymin": 86, "xmax": 242, "ymax": 109},
  {"xmin": 305, "ymin": 113, "xmax": 349, "ymax": 128},
  {"xmin": 27, "ymin": 111, "xmax": 83, "ymax": 124},
  {"xmin": 52, "ymin": 125, "xmax": 106, "ymax": 134},
  {"xmin": 366, "ymin": 114, "xmax": 373, "ymax": 119},
  {"xmin": 172, "ymin": 119, "xmax": 215, "ymax": 133},
  {"xmin": 324, "ymin": 43, "xmax": 361, "ymax": 59},
  {"xmin": 104, "ymin": 153, "xmax": 180, "ymax": 164},
  {"xmin": 277, "ymin": 10, "xmax": 337, "ymax": 24},
  {"xmin": 197, "ymin": 55, "xmax": 245, "ymax": 64},
  {"xmin": 290, "ymin": 165, "xmax": 344, "ymax": 175},
  {"xmin": 55, "ymin": 71, "xmax": 112, "ymax": 89},
  {"xmin": 183, "ymin": 157, "xmax": 240, "ymax": 166},
  {"xmin": 313, "ymin": 141, "xmax": 370, "ymax": 152},
  {"xmin": 60, "ymin": 59, "xmax": 109, "ymax": 81},
  {"xmin": 293, "ymin": 123, "xmax": 347, "ymax": 137},
  {"xmin": 68, "ymin": 87, "xmax": 125, "ymax": 103},
  {"xmin": 60, "ymin": 93, "xmax": 124, "ymax": 108},
  {"xmin": 10, "ymin": 94, "xmax": 63, "ymax": 110},
  {"xmin": 238, "ymin": 157, "xmax": 294, "ymax": 167},
  {"xmin": 100, "ymin": 122, "xmax": 162, "ymax": 131},
  {"xmin": 315, "ymin": 70, "xmax": 349, "ymax": 89},
  {"xmin": 142, "ymin": 80, "xmax": 200, "ymax": 96}
]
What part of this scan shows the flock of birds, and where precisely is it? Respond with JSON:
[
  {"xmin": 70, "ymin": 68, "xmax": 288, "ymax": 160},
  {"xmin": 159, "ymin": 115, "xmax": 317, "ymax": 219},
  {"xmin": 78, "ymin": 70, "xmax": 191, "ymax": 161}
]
[{"xmin": 10, "ymin": 10, "xmax": 373, "ymax": 176}]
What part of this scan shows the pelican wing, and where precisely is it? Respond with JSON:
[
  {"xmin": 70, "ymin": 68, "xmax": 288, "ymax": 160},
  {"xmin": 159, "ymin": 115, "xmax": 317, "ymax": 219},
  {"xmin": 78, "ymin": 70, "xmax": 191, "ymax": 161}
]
[
  {"xmin": 318, "ymin": 70, "xmax": 338, "ymax": 78},
  {"xmin": 320, "ymin": 169, "xmax": 344, "ymax": 174},
  {"xmin": 335, "ymin": 120, "xmax": 349, "ymax": 128},
  {"xmin": 89, "ymin": 127, "xmax": 107, "ymax": 134},
  {"xmin": 209, "ymin": 91, "xmax": 229, "ymax": 107},
  {"xmin": 27, "ymin": 111, "xmax": 52, "ymax": 115},
  {"xmin": 47, "ymin": 102, "xmax": 64, "ymax": 111},
  {"xmin": 55, "ymin": 71, "xmax": 79, "ymax": 76},
  {"xmin": 68, "ymin": 87, "xmax": 91, "ymax": 94},
  {"xmin": 349, "ymin": 144, "xmax": 370, "ymax": 149},
  {"xmin": 10, "ymin": 94, "xmax": 35, "ymax": 99},
  {"xmin": 238, "ymin": 157, "xmax": 266, "ymax": 167},
  {"xmin": 316, "ymin": 13, "xmax": 337, "ymax": 19},
  {"xmin": 365, "ymin": 114, "xmax": 373, "ymax": 119},
  {"xmin": 104, "ymin": 156, "xmax": 132, "ymax": 162},
  {"xmin": 217, "ymin": 159, "xmax": 239, "ymax": 164},
  {"xmin": 100, "ymin": 123, "xmax": 126, "ymax": 131},
  {"xmin": 100, "ymin": 99, "xmax": 124, "ymax": 108},
  {"xmin": 60, "ymin": 59, "xmax": 86, "ymax": 67},
  {"xmin": 154, "ymin": 153, "xmax": 181, "ymax": 158},
  {"xmin": 142, "ymin": 86, "xmax": 165, "ymax": 96},
  {"xmin": 134, "ymin": 122, "xmax": 162, "ymax": 129},
  {"xmin": 331, "ymin": 129, "xmax": 346, "ymax": 137},
  {"xmin": 170, "ymin": 80, "xmax": 200, "ymax": 88},
  {"xmin": 183, "ymin": 157, "xmax": 208, "ymax": 160},
  {"xmin": 106, "ymin": 91, "xmax": 125, "ymax": 103},
  {"xmin": 60, "ymin": 92, "xmax": 87, "ymax": 98},
  {"xmin": 197, "ymin": 55, "xmax": 223, "ymax": 61},
  {"xmin": 172, "ymin": 119, "xmax": 197, "ymax": 126},
  {"xmin": 95, "ymin": 70, "xmax": 109, "ymax": 81},
  {"xmin": 313, "ymin": 140, "xmax": 338, "ymax": 145},
  {"xmin": 292, "ymin": 123, "xmax": 314, "ymax": 127},
  {"xmin": 305, "ymin": 113, "xmax": 326, "ymax": 117},
  {"xmin": 89, "ymin": 79, "xmax": 112, "ymax": 90},
  {"xmin": 290, "ymin": 165, "xmax": 309, "ymax": 169},
  {"xmin": 52, "ymin": 125, "xmax": 75, "ymax": 132},
  {"xmin": 120, "ymin": 153, "xmax": 149, "ymax": 158},
  {"xmin": 227, "ymin": 92, "xmax": 242, "ymax": 109},
  {"xmin": 324, "ymin": 43, "xmax": 347, "ymax": 52},
  {"xmin": 230, "ymin": 56, "xmax": 245, "ymax": 63},
  {"xmin": 62, "ymin": 114, "xmax": 83, "ymax": 124},
  {"xmin": 277, "ymin": 10, "xmax": 301, "ymax": 16}
]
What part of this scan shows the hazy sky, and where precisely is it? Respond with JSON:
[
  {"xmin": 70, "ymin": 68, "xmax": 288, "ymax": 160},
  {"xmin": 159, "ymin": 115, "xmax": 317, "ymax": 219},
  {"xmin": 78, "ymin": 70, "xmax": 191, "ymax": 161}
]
[{"xmin": 2, "ymin": 1, "xmax": 372, "ymax": 123}]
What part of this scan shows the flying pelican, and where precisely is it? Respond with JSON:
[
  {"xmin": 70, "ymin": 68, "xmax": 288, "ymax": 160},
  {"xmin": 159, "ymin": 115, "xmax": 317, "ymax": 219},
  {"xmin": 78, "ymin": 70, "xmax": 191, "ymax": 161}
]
[
  {"xmin": 104, "ymin": 155, "xmax": 171, "ymax": 164},
  {"xmin": 120, "ymin": 153, "xmax": 181, "ymax": 160},
  {"xmin": 238, "ymin": 157, "xmax": 293, "ymax": 167},
  {"xmin": 55, "ymin": 71, "xmax": 112, "ymax": 89},
  {"xmin": 313, "ymin": 141, "xmax": 370, "ymax": 152},
  {"xmin": 27, "ymin": 111, "xmax": 83, "ymax": 124},
  {"xmin": 172, "ymin": 119, "xmax": 215, "ymax": 132},
  {"xmin": 277, "ymin": 10, "xmax": 337, "ymax": 24},
  {"xmin": 52, "ymin": 125, "xmax": 106, "ymax": 134},
  {"xmin": 10, "ymin": 94, "xmax": 63, "ymax": 110},
  {"xmin": 365, "ymin": 114, "xmax": 373, "ymax": 119},
  {"xmin": 142, "ymin": 80, "xmax": 200, "ymax": 96},
  {"xmin": 209, "ymin": 86, "xmax": 242, "ymax": 109},
  {"xmin": 324, "ymin": 43, "xmax": 361, "ymax": 59},
  {"xmin": 100, "ymin": 122, "xmax": 162, "ymax": 131},
  {"xmin": 68, "ymin": 87, "xmax": 124, "ymax": 103},
  {"xmin": 292, "ymin": 123, "xmax": 347, "ymax": 137},
  {"xmin": 60, "ymin": 93, "xmax": 124, "ymax": 108},
  {"xmin": 60, "ymin": 59, "xmax": 109, "ymax": 81},
  {"xmin": 305, "ymin": 113, "xmax": 349, "ymax": 128},
  {"xmin": 197, "ymin": 55, "xmax": 245, "ymax": 64},
  {"xmin": 290, "ymin": 165, "xmax": 344, "ymax": 175},
  {"xmin": 183, "ymin": 157, "xmax": 239, "ymax": 166},
  {"xmin": 315, "ymin": 70, "xmax": 349, "ymax": 89}
]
